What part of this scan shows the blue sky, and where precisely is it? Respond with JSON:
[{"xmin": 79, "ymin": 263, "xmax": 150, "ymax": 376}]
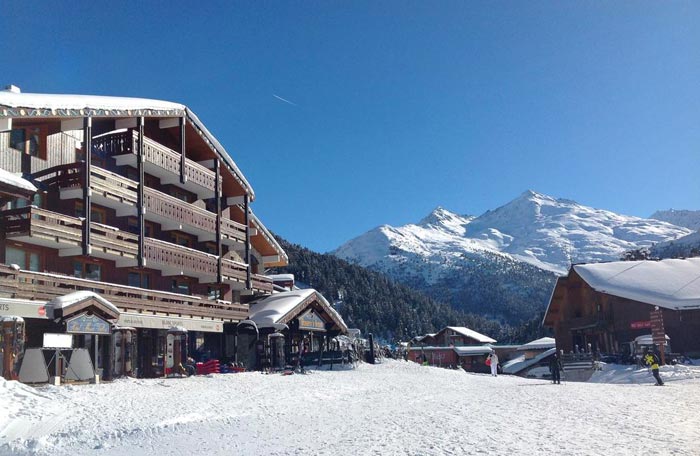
[{"xmin": 3, "ymin": 1, "xmax": 699, "ymax": 252}]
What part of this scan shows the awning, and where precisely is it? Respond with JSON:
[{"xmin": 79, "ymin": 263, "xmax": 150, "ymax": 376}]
[{"xmin": 118, "ymin": 313, "xmax": 224, "ymax": 333}]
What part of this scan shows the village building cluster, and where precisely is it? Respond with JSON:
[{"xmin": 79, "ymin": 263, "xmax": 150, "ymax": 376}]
[
  {"xmin": 0, "ymin": 86, "xmax": 352, "ymax": 384},
  {"xmin": 1, "ymin": 86, "xmax": 698, "ymax": 386}
]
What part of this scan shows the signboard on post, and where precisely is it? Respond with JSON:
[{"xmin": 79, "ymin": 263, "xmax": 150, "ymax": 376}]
[
  {"xmin": 649, "ymin": 307, "xmax": 666, "ymax": 365},
  {"xmin": 65, "ymin": 313, "xmax": 111, "ymax": 335}
]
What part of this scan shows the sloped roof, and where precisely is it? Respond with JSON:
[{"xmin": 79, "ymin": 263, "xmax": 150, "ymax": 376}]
[
  {"xmin": 502, "ymin": 348, "xmax": 557, "ymax": 375},
  {"xmin": 445, "ymin": 326, "xmax": 497, "ymax": 344},
  {"xmin": 517, "ymin": 337, "xmax": 556, "ymax": 351},
  {"xmin": 248, "ymin": 289, "xmax": 348, "ymax": 333},
  {"xmin": 573, "ymin": 258, "xmax": 700, "ymax": 311},
  {"xmin": 0, "ymin": 168, "xmax": 37, "ymax": 194},
  {"xmin": 47, "ymin": 291, "xmax": 120, "ymax": 320},
  {"xmin": 453, "ymin": 346, "xmax": 493, "ymax": 356},
  {"xmin": 0, "ymin": 90, "xmax": 254, "ymax": 199}
]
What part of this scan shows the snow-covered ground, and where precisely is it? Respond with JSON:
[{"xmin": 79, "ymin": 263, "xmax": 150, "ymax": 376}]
[{"xmin": 2, "ymin": 360, "xmax": 699, "ymax": 455}]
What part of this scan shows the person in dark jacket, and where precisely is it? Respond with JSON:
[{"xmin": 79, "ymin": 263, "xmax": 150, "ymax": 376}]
[
  {"xmin": 642, "ymin": 349, "xmax": 664, "ymax": 386},
  {"xmin": 549, "ymin": 352, "xmax": 563, "ymax": 384}
]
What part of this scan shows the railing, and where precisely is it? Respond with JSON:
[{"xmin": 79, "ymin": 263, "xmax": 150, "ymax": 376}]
[
  {"xmin": 33, "ymin": 164, "xmax": 245, "ymax": 243},
  {"xmin": 144, "ymin": 237, "xmax": 219, "ymax": 277},
  {"xmin": 1, "ymin": 207, "xmax": 138, "ymax": 258},
  {"xmin": 251, "ymin": 274, "xmax": 273, "ymax": 294},
  {"xmin": 221, "ymin": 258, "xmax": 248, "ymax": 283},
  {"xmin": 0, "ymin": 265, "xmax": 248, "ymax": 321},
  {"xmin": 93, "ymin": 130, "xmax": 217, "ymax": 193}
]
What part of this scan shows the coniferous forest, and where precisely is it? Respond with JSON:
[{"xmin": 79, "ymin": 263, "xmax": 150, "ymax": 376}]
[{"xmin": 270, "ymin": 237, "xmax": 549, "ymax": 344}]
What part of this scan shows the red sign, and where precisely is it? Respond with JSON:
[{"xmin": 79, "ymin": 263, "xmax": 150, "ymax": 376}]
[
  {"xmin": 38, "ymin": 306, "xmax": 46, "ymax": 317},
  {"xmin": 630, "ymin": 320, "xmax": 651, "ymax": 330}
]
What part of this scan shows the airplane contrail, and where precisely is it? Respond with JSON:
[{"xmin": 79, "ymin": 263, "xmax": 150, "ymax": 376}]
[{"xmin": 272, "ymin": 94, "xmax": 297, "ymax": 106}]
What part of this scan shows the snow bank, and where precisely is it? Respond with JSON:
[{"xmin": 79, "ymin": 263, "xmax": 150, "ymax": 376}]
[{"xmin": 1, "ymin": 361, "xmax": 698, "ymax": 455}]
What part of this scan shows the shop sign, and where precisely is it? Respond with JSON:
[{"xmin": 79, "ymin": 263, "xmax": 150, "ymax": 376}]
[
  {"xmin": 43, "ymin": 333, "xmax": 73, "ymax": 349},
  {"xmin": 299, "ymin": 310, "xmax": 326, "ymax": 332},
  {"xmin": 0, "ymin": 299, "xmax": 48, "ymax": 320},
  {"xmin": 630, "ymin": 320, "xmax": 651, "ymax": 330},
  {"xmin": 65, "ymin": 313, "xmax": 111, "ymax": 335},
  {"xmin": 118, "ymin": 313, "xmax": 223, "ymax": 333}
]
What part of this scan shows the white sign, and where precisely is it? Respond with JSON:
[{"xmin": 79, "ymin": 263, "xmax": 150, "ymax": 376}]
[
  {"xmin": 118, "ymin": 313, "xmax": 223, "ymax": 333},
  {"xmin": 43, "ymin": 333, "xmax": 73, "ymax": 349}
]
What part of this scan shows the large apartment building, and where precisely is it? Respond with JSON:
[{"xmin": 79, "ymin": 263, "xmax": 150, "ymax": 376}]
[{"xmin": 0, "ymin": 86, "xmax": 287, "ymax": 379}]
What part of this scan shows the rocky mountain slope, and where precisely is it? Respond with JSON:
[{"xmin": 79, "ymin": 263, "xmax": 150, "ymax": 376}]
[{"xmin": 332, "ymin": 191, "xmax": 692, "ymax": 323}]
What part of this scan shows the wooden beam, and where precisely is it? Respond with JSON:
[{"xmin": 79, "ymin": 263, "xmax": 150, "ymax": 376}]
[
  {"xmin": 244, "ymin": 193, "xmax": 252, "ymax": 290},
  {"xmin": 115, "ymin": 118, "xmax": 138, "ymax": 129},
  {"xmin": 179, "ymin": 117, "xmax": 187, "ymax": 184},
  {"xmin": 137, "ymin": 117, "xmax": 145, "ymax": 268},
  {"xmin": 82, "ymin": 117, "xmax": 92, "ymax": 256},
  {"xmin": 158, "ymin": 117, "xmax": 180, "ymax": 129},
  {"xmin": 60, "ymin": 118, "xmax": 83, "ymax": 132}
]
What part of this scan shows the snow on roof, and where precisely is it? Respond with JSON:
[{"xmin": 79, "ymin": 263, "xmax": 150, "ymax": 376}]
[
  {"xmin": 0, "ymin": 168, "xmax": 37, "ymax": 193},
  {"xmin": 502, "ymin": 348, "xmax": 557, "ymax": 375},
  {"xmin": 517, "ymin": 337, "xmax": 556, "ymax": 351},
  {"xmin": 0, "ymin": 90, "xmax": 185, "ymax": 113},
  {"xmin": 248, "ymin": 289, "xmax": 348, "ymax": 332},
  {"xmin": 574, "ymin": 258, "xmax": 700, "ymax": 311},
  {"xmin": 269, "ymin": 274, "xmax": 294, "ymax": 281},
  {"xmin": 48, "ymin": 291, "xmax": 120, "ymax": 316},
  {"xmin": 453, "ymin": 346, "xmax": 494, "ymax": 356},
  {"xmin": 0, "ymin": 90, "xmax": 255, "ymax": 199},
  {"xmin": 446, "ymin": 326, "xmax": 497, "ymax": 344}
]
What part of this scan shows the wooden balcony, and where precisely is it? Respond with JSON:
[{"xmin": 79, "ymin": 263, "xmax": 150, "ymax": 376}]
[
  {"xmin": 143, "ymin": 237, "xmax": 218, "ymax": 282},
  {"xmin": 0, "ymin": 265, "xmax": 248, "ymax": 321},
  {"xmin": 34, "ymin": 164, "xmax": 247, "ymax": 247},
  {"xmin": 94, "ymin": 130, "xmax": 217, "ymax": 199},
  {"xmin": 251, "ymin": 274, "xmax": 273, "ymax": 294},
  {"xmin": 1, "ymin": 206, "xmax": 138, "ymax": 265}
]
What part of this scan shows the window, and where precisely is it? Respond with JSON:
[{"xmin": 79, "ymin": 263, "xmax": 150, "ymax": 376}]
[
  {"xmin": 7, "ymin": 193, "xmax": 42, "ymax": 210},
  {"xmin": 8, "ymin": 127, "xmax": 47, "ymax": 159},
  {"xmin": 75, "ymin": 202, "xmax": 106, "ymax": 224},
  {"xmin": 171, "ymin": 279, "xmax": 191, "ymax": 295},
  {"xmin": 127, "ymin": 217, "xmax": 154, "ymax": 237},
  {"xmin": 73, "ymin": 261, "xmax": 101, "ymax": 281},
  {"xmin": 203, "ymin": 242, "xmax": 217, "ymax": 255},
  {"xmin": 5, "ymin": 246, "xmax": 40, "ymax": 271},
  {"xmin": 127, "ymin": 271, "xmax": 151, "ymax": 289},
  {"xmin": 170, "ymin": 232, "xmax": 193, "ymax": 248},
  {"xmin": 207, "ymin": 287, "xmax": 222, "ymax": 300}
]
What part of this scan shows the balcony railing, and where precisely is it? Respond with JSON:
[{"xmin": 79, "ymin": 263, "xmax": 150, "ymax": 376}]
[
  {"xmin": 0, "ymin": 265, "xmax": 248, "ymax": 321},
  {"xmin": 251, "ymin": 274, "xmax": 273, "ymax": 294},
  {"xmin": 1, "ymin": 206, "xmax": 138, "ymax": 262},
  {"xmin": 94, "ymin": 130, "xmax": 217, "ymax": 197},
  {"xmin": 33, "ymin": 164, "xmax": 247, "ymax": 246},
  {"xmin": 143, "ymin": 237, "xmax": 218, "ymax": 280}
]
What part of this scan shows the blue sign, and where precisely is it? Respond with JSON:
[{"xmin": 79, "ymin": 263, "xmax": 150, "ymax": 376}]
[{"xmin": 66, "ymin": 313, "xmax": 111, "ymax": 335}]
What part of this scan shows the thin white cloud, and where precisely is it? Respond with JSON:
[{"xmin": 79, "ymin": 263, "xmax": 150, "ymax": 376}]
[{"xmin": 272, "ymin": 93, "xmax": 297, "ymax": 106}]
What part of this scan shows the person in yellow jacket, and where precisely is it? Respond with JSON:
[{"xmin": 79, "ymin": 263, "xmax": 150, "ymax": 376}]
[{"xmin": 642, "ymin": 349, "xmax": 664, "ymax": 386}]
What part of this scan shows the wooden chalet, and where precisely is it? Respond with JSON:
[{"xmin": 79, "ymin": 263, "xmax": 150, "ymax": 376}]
[
  {"xmin": 408, "ymin": 326, "xmax": 497, "ymax": 372},
  {"xmin": 241, "ymin": 289, "xmax": 349, "ymax": 370},
  {"xmin": 0, "ymin": 86, "xmax": 288, "ymax": 380},
  {"xmin": 544, "ymin": 259, "xmax": 700, "ymax": 358}
]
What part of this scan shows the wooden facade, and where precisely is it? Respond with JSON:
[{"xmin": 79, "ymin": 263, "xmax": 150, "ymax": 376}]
[
  {"xmin": 544, "ymin": 267, "xmax": 700, "ymax": 357},
  {"xmin": 0, "ymin": 90, "xmax": 287, "ymax": 378}
]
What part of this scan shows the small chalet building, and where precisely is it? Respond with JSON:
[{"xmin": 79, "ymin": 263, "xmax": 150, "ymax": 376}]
[
  {"xmin": 0, "ymin": 86, "xmax": 287, "ymax": 381},
  {"xmin": 408, "ymin": 326, "xmax": 496, "ymax": 372},
  {"xmin": 239, "ymin": 289, "xmax": 349, "ymax": 370},
  {"xmin": 544, "ymin": 259, "xmax": 700, "ymax": 358}
]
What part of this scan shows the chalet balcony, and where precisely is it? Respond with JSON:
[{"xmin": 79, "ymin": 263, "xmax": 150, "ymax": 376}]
[
  {"xmin": 34, "ymin": 164, "xmax": 247, "ymax": 249},
  {"xmin": 0, "ymin": 264, "xmax": 248, "ymax": 322},
  {"xmin": 1, "ymin": 206, "xmax": 138, "ymax": 266},
  {"xmin": 94, "ymin": 130, "xmax": 217, "ymax": 199},
  {"xmin": 251, "ymin": 274, "xmax": 273, "ymax": 294}
]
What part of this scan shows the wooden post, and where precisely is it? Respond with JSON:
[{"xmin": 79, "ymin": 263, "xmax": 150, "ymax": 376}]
[
  {"xmin": 179, "ymin": 117, "xmax": 187, "ymax": 184},
  {"xmin": 215, "ymin": 159, "xmax": 222, "ymax": 284},
  {"xmin": 82, "ymin": 117, "xmax": 92, "ymax": 256},
  {"xmin": 137, "ymin": 117, "xmax": 145, "ymax": 267},
  {"xmin": 243, "ymin": 193, "xmax": 252, "ymax": 290}
]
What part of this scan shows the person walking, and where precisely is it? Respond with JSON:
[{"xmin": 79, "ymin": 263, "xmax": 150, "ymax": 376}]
[
  {"xmin": 549, "ymin": 352, "xmax": 563, "ymax": 384},
  {"xmin": 488, "ymin": 351, "xmax": 499, "ymax": 377},
  {"xmin": 642, "ymin": 349, "xmax": 664, "ymax": 386}
]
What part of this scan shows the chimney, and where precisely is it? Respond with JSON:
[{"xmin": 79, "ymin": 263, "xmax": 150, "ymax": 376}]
[{"xmin": 4, "ymin": 85, "xmax": 21, "ymax": 93}]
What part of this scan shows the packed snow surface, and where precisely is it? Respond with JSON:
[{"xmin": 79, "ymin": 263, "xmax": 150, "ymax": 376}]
[{"xmin": 2, "ymin": 360, "xmax": 699, "ymax": 455}]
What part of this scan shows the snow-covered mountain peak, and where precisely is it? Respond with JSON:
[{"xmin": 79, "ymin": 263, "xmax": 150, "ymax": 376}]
[
  {"xmin": 418, "ymin": 206, "xmax": 474, "ymax": 233},
  {"xmin": 650, "ymin": 209, "xmax": 700, "ymax": 231}
]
